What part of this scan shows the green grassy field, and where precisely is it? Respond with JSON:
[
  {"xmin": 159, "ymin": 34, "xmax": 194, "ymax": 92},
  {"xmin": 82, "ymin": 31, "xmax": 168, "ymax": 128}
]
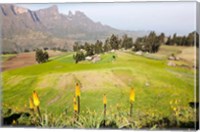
[
  {"xmin": 2, "ymin": 46, "xmax": 197, "ymax": 128},
  {"xmin": 1, "ymin": 54, "xmax": 16, "ymax": 62}
]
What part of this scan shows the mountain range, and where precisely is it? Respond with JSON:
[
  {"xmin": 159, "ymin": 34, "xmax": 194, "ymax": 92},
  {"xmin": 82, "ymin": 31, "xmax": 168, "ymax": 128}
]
[{"xmin": 0, "ymin": 4, "xmax": 148, "ymax": 53}]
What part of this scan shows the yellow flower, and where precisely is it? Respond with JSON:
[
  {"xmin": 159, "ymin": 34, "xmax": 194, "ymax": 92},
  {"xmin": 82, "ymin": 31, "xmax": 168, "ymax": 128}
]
[
  {"xmin": 12, "ymin": 120, "xmax": 17, "ymax": 125},
  {"xmin": 170, "ymin": 100, "xmax": 173, "ymax": 105},
  {"xmin": 103, "ymin": 94, "xmax": 107, "ymax": 105},
  {"xmin": 175, "ymin": 99, "xmax": 178, "ymax": 104},
  {"xmin": 32, "ymin": 91, "xmax": 40, "ymax": 107},
  {"xmin": 130, "ymin": 88, "xmax": 135, "ymax": 103},
  {"xmin": 73, "ymin": 95, "xmax": 76, "ymax": 103},
  {"xmin": 75, "ymin": 83, "xmax": 80, "ymax": 97},
  {"xmin": 29, "ymin": 97, "xmax": 34, "ymax": 109},
  {"xmin": 74, "ymin": 102, "xmax": 78, "ymax": 112},
  {"xmin": 173, "ymin": 107, "xmax": 177, "ymax": 112}
]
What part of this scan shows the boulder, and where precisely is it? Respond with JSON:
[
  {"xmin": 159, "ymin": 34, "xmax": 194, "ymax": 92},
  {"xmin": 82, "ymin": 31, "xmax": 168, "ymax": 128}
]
[
  {"xmin": 167, "ymin": 61, "xmax": 176, "ymax": 67},
  {"xmin": 135, "ymin": 51, "xmax": 143, "ymax": 55}
]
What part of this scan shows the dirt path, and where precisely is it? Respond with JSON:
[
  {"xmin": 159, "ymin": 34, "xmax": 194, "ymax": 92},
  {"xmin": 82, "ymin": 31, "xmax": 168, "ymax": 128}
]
[{"xmin": 2, "ymin": 50, "xmax": 64, "ymax": 71}]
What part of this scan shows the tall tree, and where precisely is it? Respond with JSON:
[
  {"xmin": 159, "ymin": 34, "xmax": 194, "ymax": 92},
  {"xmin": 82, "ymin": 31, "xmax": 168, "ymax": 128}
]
[
  {"xmin": 103, "ymin": 38, "xmax": 112, "ymax": 52},
  {"xmin": 110, "ymin": 34, "xmax": 120, "ymax": 50},
  {"xmin": 122, "ymin": 34, "xmax": 133, "ymax": 49}
]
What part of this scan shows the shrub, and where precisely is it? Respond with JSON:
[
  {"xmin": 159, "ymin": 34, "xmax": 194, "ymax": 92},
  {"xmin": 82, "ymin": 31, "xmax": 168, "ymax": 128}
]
[
  {"xmin": 73, "ymin": 51, "xmax": 85, "ymax": 63},
  {"xmin": 35, "ymin": 49, "xmax": 49, "ymax": 63}
]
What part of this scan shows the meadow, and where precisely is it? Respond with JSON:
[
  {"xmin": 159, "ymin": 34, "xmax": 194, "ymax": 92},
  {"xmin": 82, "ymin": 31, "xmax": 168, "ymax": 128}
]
[{"xmin": 1, "ymin": 45, "xmax": 198, "ymax": 129}]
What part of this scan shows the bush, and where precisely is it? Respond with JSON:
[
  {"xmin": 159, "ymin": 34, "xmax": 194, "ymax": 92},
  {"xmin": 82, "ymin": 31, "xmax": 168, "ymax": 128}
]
[
  {"xmin": 35, "ymin": 49, "xmax": 49, "ymax": 63},
  {"xmin": 73, "ymin": 51, "xmax": 85, "ymax": 63}
]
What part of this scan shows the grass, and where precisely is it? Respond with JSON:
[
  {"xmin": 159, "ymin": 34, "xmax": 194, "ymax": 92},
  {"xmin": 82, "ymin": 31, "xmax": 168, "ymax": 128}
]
[
  {"xmin": 2, "ymin": 46, "xmax": 197, "ymax": 128},
  {"xmin": 1, "ymin": 54, "xmax": 16, "ymax": 62}
]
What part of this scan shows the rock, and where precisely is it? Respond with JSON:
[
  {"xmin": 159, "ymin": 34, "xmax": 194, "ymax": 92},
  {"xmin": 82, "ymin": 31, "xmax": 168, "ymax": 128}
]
[
  {"xmin": 92, "ymin": 55, "xmax": 101, "ymax": 63},
  {"xmin": 167, "ymin": 61, "xmax": 176, "ymax": 67},
  {"xmin": 85, "ymin": 56, "xmax": 92, "ymax": 61},
  {"xmin": 111, "ymin": 49, "xmax": 115, "ymax": 53},
  {"xmin": 135, "ymin": 51, "xmax": 143, "ymax": 55},
  {"xmin": 168, "ymin": 56, "xmax": 176, "ymax": 60}
]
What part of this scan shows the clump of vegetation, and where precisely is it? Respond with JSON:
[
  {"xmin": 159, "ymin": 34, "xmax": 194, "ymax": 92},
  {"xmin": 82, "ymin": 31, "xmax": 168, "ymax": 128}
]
[
  {"xmin": 73, "ymin": 51, "xmax": 85, "ymax": 63},
  {"xmin": 166, "ymin": 31, "xmax": 198, "ymax": 47},
  {"xmin": 35, "ymin": 49, "xmax": 49, "ymax": 63},
  {"xmin": 134, "ymin": 32, "xmax": 164, "ymax": 53}
]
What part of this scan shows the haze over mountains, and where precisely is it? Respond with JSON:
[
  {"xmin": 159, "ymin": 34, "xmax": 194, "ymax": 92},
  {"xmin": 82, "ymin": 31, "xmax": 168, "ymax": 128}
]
[{"xmin": 0, "ymin": 4, "xmax": 148, "ymax": 53}]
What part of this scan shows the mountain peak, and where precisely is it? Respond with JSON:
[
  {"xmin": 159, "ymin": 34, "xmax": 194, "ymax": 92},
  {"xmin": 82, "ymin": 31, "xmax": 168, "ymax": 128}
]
[
  {"xmin": 75, "ymin": 11, "xmax": 86, "ymax": 17},
  {"xmin": 38, "ymin": 5, "xmax": 59, "ymax": 15},
  {"xmin": 0, "ymin": 4, "xmax": 28, "ymax": 16},
  {"xmin": 48, "ymin": 5, "xmax": 58, "ymax": 12}
]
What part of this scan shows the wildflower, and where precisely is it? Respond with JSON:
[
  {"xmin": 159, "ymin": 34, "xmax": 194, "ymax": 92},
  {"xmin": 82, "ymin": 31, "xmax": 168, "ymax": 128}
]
[
  {"xmin": 103, "ymin": 94, "xmax": 107, "ymax": 105},
  {"xmin": 32, "ymin": 91, "xmax": 40, "ymax": 107},
  {"xmin": 175, "ymin": 99, "xmax": 178, "ymax": 104},
  {"xmin": 12, "ymin": 120, "xmax": 17, "ymax": 125},
  {"xmin": 130, "ymin": 88, "xmax": 135, "ymax": 103},
  {"xmin": 73, "ymin": 95, "xmax": 76, "ymax": 103},
  {"xmin": 75, "ymin": 83, "xmax": 81, "ymax": 114},
  {"xmin": 170, "ymin": 100, "xmax": 173, "ymax": 105},
  {"xmin": 75, "ymin": 83, "xmax": 80, "ymax": 97},
  {"xmin": 29, "ymin": 97, "xmax": 34, "ymax": 109},
  {"xmin": 74, "ymin": 102, "xmax": 78, "ymax": 112},
  {"xmin": 32, "ymin": 91, "xmax": 41, "ymax": 119},
  {"xmin": 173, "ymin": 107, "xmax": 177, "ymax": 112},
  {"xmin": 129, "ymin": 88, "xmax": 135, "ymax": 117}
]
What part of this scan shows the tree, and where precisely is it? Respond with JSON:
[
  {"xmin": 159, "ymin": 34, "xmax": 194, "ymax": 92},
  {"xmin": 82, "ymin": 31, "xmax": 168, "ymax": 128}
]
[
  {"xmin": 172, "ymin": 33, "xmax": 177, "ymax": 45},
  {"xmin": 94, "ymin": 40, "xmax": 103, "ymax": 54},
  {"xmin": 158, "ymin": 33, "xmax": 165, "ymax": 44},
  {"xmin": 110, "ymin": 34, "xmax": 120, "ymax": 50},
  {"xmin": 133, "ymin": 32, "xmax": 161, "ymax": 53},
  {"xmin": 73, "ymin": 51, "xmax": 85, "ymax": 63},
  {"xmin": 35, "ymin": 49, "xmax": 49, "ymax": 63},
  {"xmin": 196, "ymin": 32, "xmax": 199, "ymax": 47},
  {"xmin": 187, "ymin": 32, "xmax": 195, "ymax": 46},
  {"xmin": 166, "ymin": 36, "xmax": 172, "ymax": 45},
  {"xmin": 73, "ymin": 42, "xmax": 80, "ymax": 52},
  {"xmin": 103, "ymin": 38, "xmax": 112, "ymax": 52},
  {"xmin": 84, "ymin": 42, "xmax": 94, "ymax": 56},
  {"xmin": 122, "ymin": 34, "xmax": 133, "ymax": 49}
]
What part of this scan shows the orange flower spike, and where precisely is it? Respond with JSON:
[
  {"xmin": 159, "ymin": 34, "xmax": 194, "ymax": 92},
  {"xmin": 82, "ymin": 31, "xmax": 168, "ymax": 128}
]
[
  {"xmin": 29, "ymin": 97, "xmax": 34, "ymax": 109},
  {"xmin": 73, "ymin": 95, "xmax": 76, "ymax": 103},
  {"xmin": 74, "ymin": 102, "xmax": 78, "ymax": 112},
  {"xmin": 130, "ymin": 88, "xmax": 135, "ymax": 103},
  {"xmin": 32, "ymin": 91, "xmax": 40, "ymax": 107},
  {"xmin": 103, "ymin": 94, "xmax": 107, "ymax": 105},
  {"xmin": 75, "ymin": 83, "xmax": 80, "ymax": 97}
]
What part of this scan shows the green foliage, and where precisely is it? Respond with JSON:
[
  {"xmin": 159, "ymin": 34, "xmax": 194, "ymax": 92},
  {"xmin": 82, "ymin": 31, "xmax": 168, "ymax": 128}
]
[
  {"xmin": 2, "ymin": 47, "xmax": 196, "ymax": 129},
  {"xmin": 109, "ymin": 34, "xmax": 120, "ymax": 50},
  {"xmin": 133, "ymin": 31, "xmax": 161, "ymax": 53},
  {"xmin": 35, "ymin": 49, "xmax": 49, "ymax": 63},
  {"xmin": 94, "ymin": 40, "xmax": 103, "ymax": 54},
  {"xmin": 84, "ymin": 42, "xmax": 94, "ymax": 56},
  {"xmin": 73, "ymin": 51, "xmax": 85, "ymax": 63},
  {"xmin": 166, "ymin": 31, "xmax": 198, "ymax": 46},
  {"xmin": 122, "ymin": 34, "xmax": 133, "ymax": 50},
  {"xmin": 103, "ymin": 38, "xmax": 112, "ymax": 52}
]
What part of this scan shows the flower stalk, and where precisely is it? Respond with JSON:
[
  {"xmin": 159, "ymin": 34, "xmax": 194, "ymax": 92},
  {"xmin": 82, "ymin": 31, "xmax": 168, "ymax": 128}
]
[
  {"xmin": 75, "ymin": 83, "xmax": 80, "ymax": 114},
  {"xmin": 32, "ymin": 91, "xmax": 41, "ymax": 119},
  {"xmin": 129, "ymin": 88, "xmax": 135, "ymax": 117}
]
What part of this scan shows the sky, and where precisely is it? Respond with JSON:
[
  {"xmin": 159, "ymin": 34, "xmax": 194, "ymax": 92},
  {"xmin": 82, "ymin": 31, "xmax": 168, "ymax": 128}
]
[{"xmin": 17, "ymin": 2, "xmax": 196, "ymax": 36}]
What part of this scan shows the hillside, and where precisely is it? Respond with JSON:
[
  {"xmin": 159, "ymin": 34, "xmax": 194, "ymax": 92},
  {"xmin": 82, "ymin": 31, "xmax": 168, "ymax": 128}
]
[
  {"xmin": 0, "ymin": 4, "xmax": 147, "ymax": 53},
  {"xmin": 2, "ymin": 46, "xmax": 196, "ymax": 128}
]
